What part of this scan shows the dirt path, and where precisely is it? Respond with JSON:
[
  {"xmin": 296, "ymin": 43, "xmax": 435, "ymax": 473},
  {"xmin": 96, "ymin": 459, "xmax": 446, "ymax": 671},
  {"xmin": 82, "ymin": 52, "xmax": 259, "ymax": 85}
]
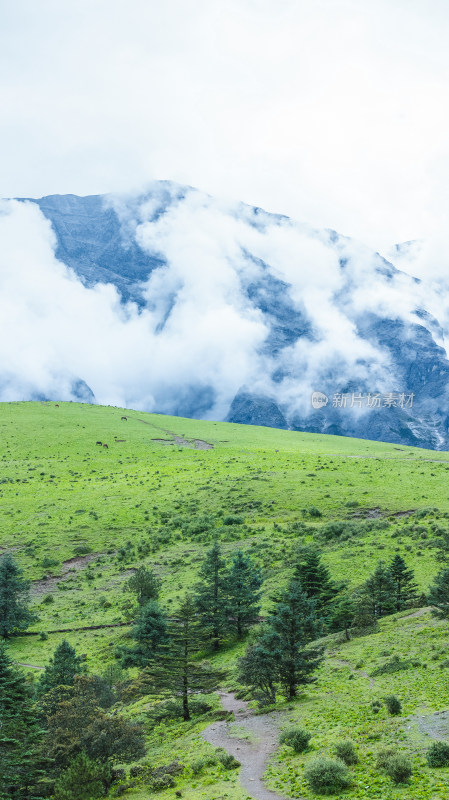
[
  {"xmin": 203, "ymin": 692, "xmax": 291, "ymax": 800},
  {"xmin": 401, "ymin": 606, "xmax": 429, "ymax": 620},
  {"xmin": 334, "ymin": 658, "xmax": 375, "ymax": 688},
  {"xmin": 16, "ymin": 662, "xmax": 44, "ymax": 670},
  {"xmin": 135, "ymin": 418, "xmax": 213, "ymax": 449}
]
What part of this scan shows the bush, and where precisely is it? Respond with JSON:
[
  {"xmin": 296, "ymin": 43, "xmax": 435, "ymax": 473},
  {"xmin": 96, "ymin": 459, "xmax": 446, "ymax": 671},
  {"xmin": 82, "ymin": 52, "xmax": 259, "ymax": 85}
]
[
  {"xmin": 73, "ymin": 545, "xmax": 92, "ymax": 555},
  {"xmin": 308, "ymin": 507, "xmax": 322, "ymax": 518},
  {"xmin": 376, "ymin": 747, "xmax": 397, "ymax": 769},
  {"xmin": 215, "ymin": 749, "xmax": 240, "ymax": 769},
  {"xmin": 280, "ymin": 727, "xmax": 311, "ymax": 753},
  {"xmin": 384, "ymin": 695, "xmax": 402, "ymax": 715},
  {"xmin": 42, "ymin": 593, "xmax": 54, "ymax": 604},
  {"xmin": 334, "ymin": 741, "xmax": 358, "ymax": 765},
  {"xmin": 426, "ymin": 741, "xmax": 449, "ymax": 767},
  {"xmin": 385, "ymin": 755, "xmax": 412, "ymax": 783},
  {"xmin": 223, "ymin": 515, "xmax": 243, "ymax": 525},
  {"xmin": 129, "ymin": 764, "xmax": 152, "ymax": 780},
  {"xmin": 370, "ymin": 699, "xmax": 382, "ymax": 714},
  {"xmin": 304, "ymin": 757, "xmax": 352, "ymax": 795},
  {"xmin": 149, "ymin": 774, "xmax": 175, "ymax": 791},
  {"xmin": 190, "ymin": 756, "xmax": 217, "ymax": 775}
]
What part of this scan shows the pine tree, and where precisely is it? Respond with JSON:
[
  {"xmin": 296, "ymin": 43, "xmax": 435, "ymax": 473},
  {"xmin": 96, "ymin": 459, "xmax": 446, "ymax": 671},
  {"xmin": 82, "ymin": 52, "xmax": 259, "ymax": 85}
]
[
  {"xmin": 227, "ymin": 551, "xmax": 262, "ymax": 637},
  {"xmin": 194, "ymin": 541, "xmax": 228, "ymax": 650},
  {"xmin": 126, "ymin": 566, "xmax": 160, "ymax": 605},
  {"xmin": 329, "ymin": 594, "xmax": 356, "ymax": 641},
  {"xmin": 145, "ymin": 594, "xmax": 224, "ymax": 720},
  {"xmin": 237, "ymin": 627, "xmax": 280, "ymax": 705},
  {"xmin": 119, "ymin": 600, "xmax": 168, "ymax": 668},
  {"xmin": 37, "ymin": 640, "xmax": 84, "ymax": 696},
  {"xmin": 0, "ymin": 644, "xmax": 44, "ymax": 799},
  {"xmin": 428, "ymin": 568, "xmax": 449, "ymax": 619},
  {"xmin": 0, "ymin": 553, "xmax": 36, "ymax": 638},
  {"xmin": 389, "ymin": 555, "xmax": 419, "ymax": 612},
  {"xmin": 43, "ymin": 675, "xmax": 145, "ymax": 769},
  {"xmin": 267, "ymin": 578, "xmax": 322, "ymax": 699},
  {"xmin": 362, "ymin": 561, "xmax": 396, "ymax": 618},
  {"xmin": 53, "ymin": 752, "xmax": 111, "ymax": 800},
  {"xmin": 293, "ymin": 548, "xmax": 337, "ymax": 612}
]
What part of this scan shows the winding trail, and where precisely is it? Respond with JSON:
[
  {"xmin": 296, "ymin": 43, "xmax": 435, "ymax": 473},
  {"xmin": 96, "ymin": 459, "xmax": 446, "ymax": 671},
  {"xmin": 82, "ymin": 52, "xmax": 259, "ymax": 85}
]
[
  {"xmin": 333, "ymin": 658, "xmax": 375, "ymax": 688},
  {"xmin": 203, "ymin": 692, "xmax": 291, "ymax": 800}
]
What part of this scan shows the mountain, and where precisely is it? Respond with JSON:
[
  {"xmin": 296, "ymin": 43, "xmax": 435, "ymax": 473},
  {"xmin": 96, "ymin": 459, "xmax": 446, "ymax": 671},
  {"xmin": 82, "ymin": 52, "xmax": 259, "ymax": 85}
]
[{"xmin": 4, "ymin": 182, "xmax": 449, "ymax": 449}]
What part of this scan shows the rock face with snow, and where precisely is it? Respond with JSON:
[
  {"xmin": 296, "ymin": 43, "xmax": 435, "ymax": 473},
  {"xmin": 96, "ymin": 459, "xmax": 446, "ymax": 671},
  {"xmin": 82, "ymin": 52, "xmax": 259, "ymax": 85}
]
[{"xmin": 4, "ymin": 181, "xmax": 449, "ymax": 449}]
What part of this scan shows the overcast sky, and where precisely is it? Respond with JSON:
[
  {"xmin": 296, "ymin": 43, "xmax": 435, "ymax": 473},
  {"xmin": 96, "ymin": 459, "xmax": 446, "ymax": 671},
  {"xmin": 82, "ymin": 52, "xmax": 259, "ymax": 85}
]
[{"xmin": 2, "ymin": 0, "xmax": 449, "ymax": 249}]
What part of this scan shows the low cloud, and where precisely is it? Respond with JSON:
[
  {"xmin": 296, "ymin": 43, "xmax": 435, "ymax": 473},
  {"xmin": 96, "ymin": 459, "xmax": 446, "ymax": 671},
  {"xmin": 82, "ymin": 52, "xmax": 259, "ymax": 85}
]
[{"xmin": 1, "ymin": 188, "xmax": 449, "ymax": 424}]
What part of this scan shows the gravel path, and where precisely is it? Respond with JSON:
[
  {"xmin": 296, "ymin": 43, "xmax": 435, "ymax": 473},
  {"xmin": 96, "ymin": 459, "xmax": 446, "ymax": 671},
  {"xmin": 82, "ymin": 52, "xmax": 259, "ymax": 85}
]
[{"xmin": 203, "ymin": 692, "xmax": 291, "ymax": 800}]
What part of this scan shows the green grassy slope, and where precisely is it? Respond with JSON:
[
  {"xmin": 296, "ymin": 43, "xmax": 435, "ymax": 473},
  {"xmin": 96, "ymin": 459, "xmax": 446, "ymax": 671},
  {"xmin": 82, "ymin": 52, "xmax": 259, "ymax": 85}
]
[{"xmin": 2, "ymin": 401, "xmax": 449, "ymax": 798}]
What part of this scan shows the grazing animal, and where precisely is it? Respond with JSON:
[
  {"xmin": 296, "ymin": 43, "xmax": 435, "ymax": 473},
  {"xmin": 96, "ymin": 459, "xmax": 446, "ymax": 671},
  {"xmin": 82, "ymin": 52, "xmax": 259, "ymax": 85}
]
[
  {"xmin": 96, "ymin": 441, "xmax": 102, "ymax": 445},
  {"xmin": 55, "ymin": 404, "xmax": 59, "ymax": 407},
  {"xmin": 103, "ymin": 443, "xmax": 108, "ymax": 448},
  {"xmin": 121, "ymin": 416, "xmax": 127, "ymax": 420}
]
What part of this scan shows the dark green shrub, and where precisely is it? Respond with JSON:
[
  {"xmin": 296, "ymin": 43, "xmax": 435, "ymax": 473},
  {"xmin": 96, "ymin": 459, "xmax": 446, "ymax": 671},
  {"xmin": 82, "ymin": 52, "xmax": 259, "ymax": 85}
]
[
  {"xmin": 308, "ymin": 507, "xmax": 322, "ymax": 518},
  {"xmin": 372, "ymin": 656, "xmax": 417, "ymax": 676},
  {"xmin": 42, "ymin": 557, "xmax": 59, "ymax": 568},
  {"xmin": 73, "ymin": 545, "xmax": 92, "ymax": 555},
  {"xmin": 376, "ymin": 747, "xmax": 397, "ymax": 769},
  {"xmin": 215, "ymin": 750, "xmax": 240, "ymax": 769},
  {"xmin": 42, "ymin": 593, "xmax": 54, "ymax": 604},
  {"xmin": 385, "ymin": 755, "xmax": 412, "ymax": 783},
  {"xmin": 426, "ymin": 741, "xmax": 449, "ymax": 767},
  {"xmin": 334, "ymin": 741, "xmax": 358, "ymax": 765},
  {"xmin": 223, "ymin": 515, "xmax": 243, "ymax": 525},
  {"xmin": 190, "ymin": 756, "xmax": 217, "ymax": 775},
  {"xmin": 129, "ymin": 764, "xmax": 152, "ymax": 780},
  {"xmin": 304, "ymin": 757, "xmax": 352, "ymax": 795},
  {"xmin": 280, "ymin": 727, "xmax": 311, "ymax": 753},
  {"xmin": 149, "ymin": 774, "xmax": 175, "ymax": 791},
  {"xmin": 384, "ymin": 695, "xmax": 401, "ymax": 715},
  {"xmin": 370, "ymin": 699, "xmax": 382, "ymax": 714}
]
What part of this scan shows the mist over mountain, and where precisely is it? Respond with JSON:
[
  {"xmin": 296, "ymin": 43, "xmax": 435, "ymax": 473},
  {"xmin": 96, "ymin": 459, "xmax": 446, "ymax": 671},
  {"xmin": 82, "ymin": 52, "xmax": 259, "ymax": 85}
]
[{"xmin": 2, "ymin": 181, "xmax": 449, "ymax": 449}]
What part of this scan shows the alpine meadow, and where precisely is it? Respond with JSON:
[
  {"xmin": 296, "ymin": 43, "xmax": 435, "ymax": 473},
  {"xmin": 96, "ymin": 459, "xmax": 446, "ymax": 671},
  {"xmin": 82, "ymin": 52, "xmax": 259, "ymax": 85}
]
[{"xmin": 2, "ymin": 400, "xmax": 449, "ymax": 798}]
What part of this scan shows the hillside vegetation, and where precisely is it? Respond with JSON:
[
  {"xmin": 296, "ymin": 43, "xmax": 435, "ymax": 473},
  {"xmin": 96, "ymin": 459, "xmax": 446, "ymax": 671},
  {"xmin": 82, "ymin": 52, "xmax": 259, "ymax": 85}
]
[{"xmin": 2, "ymin": 401, "xmax": 449, "ymax": 799}]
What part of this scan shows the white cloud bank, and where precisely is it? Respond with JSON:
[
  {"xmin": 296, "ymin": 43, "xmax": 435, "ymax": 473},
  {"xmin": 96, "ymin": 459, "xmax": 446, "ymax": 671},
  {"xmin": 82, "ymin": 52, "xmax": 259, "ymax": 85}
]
[{"xmin": 3, "ymin": 187, "xmax": 449, "ymax": 422}]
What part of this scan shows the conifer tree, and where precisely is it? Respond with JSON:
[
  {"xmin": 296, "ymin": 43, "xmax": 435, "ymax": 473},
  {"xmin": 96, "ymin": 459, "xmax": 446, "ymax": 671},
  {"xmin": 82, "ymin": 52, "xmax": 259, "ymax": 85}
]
[
  {"xmin": 0, "ymin": 644, "xmax": 44, "ymax": 799},
  {"xmin": 428, "ymin": 568, "xmax": 449, "ymax": 619},
  {"xmin": 119, "ymin": 600, "xmax": 168, "ymax": 668},
  {"xmin": 293, "ymin": 548, "xmax": 337, "ymax": 612},
  {"xmin": 389, "ymin": 554, "xmax": 419, "ymax": 612},
  {"xmin": 43, "ymin": 675, "xmax": 145, "ymax": 769},
  {"xmin": 146, "ymin": 594, "xmax": 224, "ymax": 720},
  {"xmin": 194, "ymin": 541, "xmax": 228, "ymax": 650},
  {"xmin": 237, "ymin": 627, "xmax": 280, "ymax": 704},
  {"xmin": 267, "ymin": 578, "xmax": 322, "ymax": 699},
  {"xmin": 38, "ymin": 640, "xmax": 84, "ymax": 696},
  {"xmin": 227, "ymin": 551, "xmax": 262, "ymax": 637},
  {"xmin": 362, "ymin": 561, "xmax": 396, "ymax": 618},
  {"xmin": 126, "ymin": 566, "xmax": 160, "ymax": 605},
  {"xmin": 53, "ymin": 752, "xmax": 111, "ymax": 800},
  {"xmin": 0, "ymin": 553, "xmax": 36, "ymax": 638},
  {"xmin": 329, "ymin": 594, "xmax": 356, "ymax": 641}
]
